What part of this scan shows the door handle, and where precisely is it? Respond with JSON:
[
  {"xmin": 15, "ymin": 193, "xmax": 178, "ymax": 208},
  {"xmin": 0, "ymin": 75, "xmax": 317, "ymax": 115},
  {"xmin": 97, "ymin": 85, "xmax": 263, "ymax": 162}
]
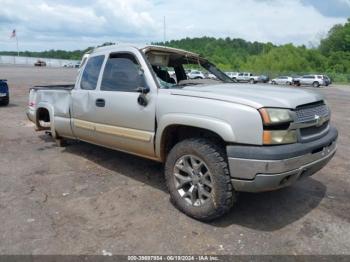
[{"xmin": 95, "ymin": 98, "xmax": 105, "ymax": 107}]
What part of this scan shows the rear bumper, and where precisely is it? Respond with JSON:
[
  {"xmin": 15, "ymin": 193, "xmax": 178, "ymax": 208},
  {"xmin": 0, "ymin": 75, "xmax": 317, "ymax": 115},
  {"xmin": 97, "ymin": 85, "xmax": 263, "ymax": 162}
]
[
  {"xmin": 227, "ymin": 126, "xmax": 338, "ymax": 192},
  {"xmin": 26, "ymin": 108, "xmax": 35, "ymax": 123}
]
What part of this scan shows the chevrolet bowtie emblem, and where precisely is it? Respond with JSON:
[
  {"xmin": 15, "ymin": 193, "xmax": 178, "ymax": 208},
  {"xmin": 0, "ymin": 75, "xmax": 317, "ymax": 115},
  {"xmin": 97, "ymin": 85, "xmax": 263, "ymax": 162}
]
[{"xmin": 315, "ymin": 115, "xmax": 325, "ymax": 127}]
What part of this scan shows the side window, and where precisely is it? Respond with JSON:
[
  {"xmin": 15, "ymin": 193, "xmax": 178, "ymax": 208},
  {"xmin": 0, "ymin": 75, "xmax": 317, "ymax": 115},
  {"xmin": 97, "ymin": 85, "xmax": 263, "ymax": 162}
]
[
  {"xmin": 101, "ymin": 53, "xmax": 145, "ymax": 92},
  {"xmin": 80, "ymin": 55, "xmax": 104, "ymax": 90}
]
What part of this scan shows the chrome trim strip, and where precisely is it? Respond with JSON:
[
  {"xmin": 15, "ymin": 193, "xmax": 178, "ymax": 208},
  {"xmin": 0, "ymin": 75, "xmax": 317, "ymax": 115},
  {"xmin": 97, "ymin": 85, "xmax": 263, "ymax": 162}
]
[
  {"xmin": 73, "ymin": 119, "xmax": 95, "ymax": 131},
  {"xmin": 95, "ymin": 123, "xmax": 153, "ymax": 142},
  {"xmin": 289, "ymin": 115, "xmax": 330, "ymax": 129},
  {"xmin": 73, "ymin": 118, "xmax": 153, "ymax": 142}
]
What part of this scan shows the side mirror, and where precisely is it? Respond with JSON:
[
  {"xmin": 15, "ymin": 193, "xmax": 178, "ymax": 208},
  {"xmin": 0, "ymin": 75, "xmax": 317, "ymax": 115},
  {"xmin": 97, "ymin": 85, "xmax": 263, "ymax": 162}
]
[{"xmin": 135, "ymin": 86, "xmax": 150, "ymax": 94}]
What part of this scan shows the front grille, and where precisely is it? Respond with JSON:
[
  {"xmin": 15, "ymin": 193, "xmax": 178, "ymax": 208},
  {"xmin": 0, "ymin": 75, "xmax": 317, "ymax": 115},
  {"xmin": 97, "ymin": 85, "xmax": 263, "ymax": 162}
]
[
  {"xmin": 300, "ymin": 121, "xmax": 329, "ymax": 137},
  {"xmin": 295, "ymin": 101, "xmax": 329, "ymax": 123}
]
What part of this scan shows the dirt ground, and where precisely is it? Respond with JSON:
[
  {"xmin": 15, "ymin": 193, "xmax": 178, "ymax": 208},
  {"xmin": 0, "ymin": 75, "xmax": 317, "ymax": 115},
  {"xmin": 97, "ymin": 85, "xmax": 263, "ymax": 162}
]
[{"xmin": 0, "ymin": 65, "xmax": 349, "ymax": 255}]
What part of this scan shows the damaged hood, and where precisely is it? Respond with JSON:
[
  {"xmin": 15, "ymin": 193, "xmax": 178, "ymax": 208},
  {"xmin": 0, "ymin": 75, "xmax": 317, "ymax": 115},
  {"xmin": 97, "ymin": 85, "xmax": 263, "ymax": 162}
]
[{"xmin": 170, "ymin": 83, "xmax": 324, "ymax": 109}]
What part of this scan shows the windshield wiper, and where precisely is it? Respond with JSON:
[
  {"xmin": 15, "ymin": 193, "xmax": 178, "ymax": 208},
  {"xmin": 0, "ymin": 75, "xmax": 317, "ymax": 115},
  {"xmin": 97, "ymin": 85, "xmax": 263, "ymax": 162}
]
[{"xmin": 175, "ymin": 83, "xmax": 203, "ymax": 87}]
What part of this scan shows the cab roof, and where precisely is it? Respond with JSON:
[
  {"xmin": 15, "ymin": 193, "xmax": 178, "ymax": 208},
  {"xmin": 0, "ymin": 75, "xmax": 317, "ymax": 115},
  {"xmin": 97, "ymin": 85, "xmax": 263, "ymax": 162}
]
[{"xmin": 92, "ymin": 44, "xmax": 203, "ymax": 60}]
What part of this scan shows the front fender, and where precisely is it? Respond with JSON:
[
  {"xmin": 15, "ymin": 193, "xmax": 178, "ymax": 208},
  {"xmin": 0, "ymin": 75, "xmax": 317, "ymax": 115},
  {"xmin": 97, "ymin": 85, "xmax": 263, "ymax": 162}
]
[{"xmin": 155, "ymin": 113, "xmax": 235, "ymax": 158}]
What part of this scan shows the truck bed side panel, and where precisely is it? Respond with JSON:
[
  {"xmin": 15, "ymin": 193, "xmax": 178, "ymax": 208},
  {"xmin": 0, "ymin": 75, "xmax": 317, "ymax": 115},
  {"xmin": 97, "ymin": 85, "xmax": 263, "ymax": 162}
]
[{"xmin": 35, "ymin": 89, "xmax": 74, "ymax": 138}]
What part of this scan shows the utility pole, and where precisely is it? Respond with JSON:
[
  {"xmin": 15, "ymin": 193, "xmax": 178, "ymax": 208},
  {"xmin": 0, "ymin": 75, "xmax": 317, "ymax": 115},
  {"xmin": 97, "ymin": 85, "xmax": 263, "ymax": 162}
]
[{"xmin": 163, "ymin": 16, "xmax": 166, "ymax": 46}]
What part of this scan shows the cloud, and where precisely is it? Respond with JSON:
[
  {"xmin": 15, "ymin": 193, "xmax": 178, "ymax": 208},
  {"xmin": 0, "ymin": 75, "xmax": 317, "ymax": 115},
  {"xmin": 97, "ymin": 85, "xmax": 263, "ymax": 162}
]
[
  {"xmin": 302, "ymin": 0, "xmax": 350, "ymax": 18},
  {"xmin": 0, "ymin": 0, "xmax": 347, "ymax": 51}
]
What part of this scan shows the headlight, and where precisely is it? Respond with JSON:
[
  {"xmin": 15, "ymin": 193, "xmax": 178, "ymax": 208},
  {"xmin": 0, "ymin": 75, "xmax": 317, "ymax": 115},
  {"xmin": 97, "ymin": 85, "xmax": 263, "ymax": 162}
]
[
  {"xmin": 259, "ymin": 108, "xmax": 297, "ymax": 144},
  {"xmin": 259, "ymin": 108, "xmax": 293, "ymax": 125},
  {"xmin": 263, "ymin": 130, "xmax": 297, "ymax": 145}
]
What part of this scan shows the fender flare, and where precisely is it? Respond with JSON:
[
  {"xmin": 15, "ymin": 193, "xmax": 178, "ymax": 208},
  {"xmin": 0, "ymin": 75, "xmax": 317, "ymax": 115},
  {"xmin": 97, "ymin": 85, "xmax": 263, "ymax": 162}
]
[{"xmin": 155, "ymin": 113, "xmax": 235, "ymax": 158}]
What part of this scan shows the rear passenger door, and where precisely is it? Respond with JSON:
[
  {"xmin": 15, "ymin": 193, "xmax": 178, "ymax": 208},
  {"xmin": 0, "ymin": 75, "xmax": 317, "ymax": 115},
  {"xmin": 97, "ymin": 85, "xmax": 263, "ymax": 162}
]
[{"xmin": 71, "ymin": 54, "xmax": 105, "ymax": 142}]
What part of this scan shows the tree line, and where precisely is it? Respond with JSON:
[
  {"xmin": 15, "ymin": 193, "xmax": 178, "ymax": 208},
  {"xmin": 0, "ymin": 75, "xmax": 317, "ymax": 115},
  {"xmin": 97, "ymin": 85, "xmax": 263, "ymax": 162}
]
[
  {"xmin": 160, "ymin": 18, "xmax": 350, "ymax": 83},
  {"xmin": 1, "ymin": 20, "xmax": 349, "ymax": 82}
]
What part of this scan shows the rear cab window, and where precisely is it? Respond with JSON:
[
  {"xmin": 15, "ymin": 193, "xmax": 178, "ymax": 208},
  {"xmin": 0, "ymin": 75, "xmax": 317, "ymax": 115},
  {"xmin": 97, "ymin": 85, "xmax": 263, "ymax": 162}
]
[{"xmin": 80, "ymin": 55, "xmax": 105, "ymax": 90}]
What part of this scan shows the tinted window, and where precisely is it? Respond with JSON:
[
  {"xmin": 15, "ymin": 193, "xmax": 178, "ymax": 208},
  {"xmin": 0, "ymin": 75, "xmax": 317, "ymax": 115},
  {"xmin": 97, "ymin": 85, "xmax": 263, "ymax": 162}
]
[
  {"xmin": 80, "ymin": 55, "xmax": 104, "ymax": 90},
  {"xmin": 101, "ymin": 53, "xmax": 145, "ymax": 92}
]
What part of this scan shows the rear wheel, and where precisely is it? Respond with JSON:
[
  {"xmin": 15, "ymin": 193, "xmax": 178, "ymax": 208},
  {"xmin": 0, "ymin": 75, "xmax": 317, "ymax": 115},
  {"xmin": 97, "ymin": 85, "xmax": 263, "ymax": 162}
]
[
  {"xmin": 165, "ymin": 138, "xmax": 235, "ymax": 221},
  {"xmin": 249, "ymin": 79, "xmax": 255, "ymax": 84}
]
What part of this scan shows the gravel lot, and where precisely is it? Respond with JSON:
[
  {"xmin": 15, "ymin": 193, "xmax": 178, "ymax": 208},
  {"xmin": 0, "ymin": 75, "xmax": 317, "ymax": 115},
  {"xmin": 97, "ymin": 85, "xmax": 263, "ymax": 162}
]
[{"xmin": 0, "ymin": 65, "xmax": 349, "ymax": 255}]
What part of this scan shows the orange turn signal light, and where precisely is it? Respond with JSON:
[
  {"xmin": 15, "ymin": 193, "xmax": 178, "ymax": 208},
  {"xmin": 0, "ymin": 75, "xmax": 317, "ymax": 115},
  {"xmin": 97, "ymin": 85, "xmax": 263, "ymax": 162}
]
[{"xmin": 259, "ymin": 108, "xmax": 271, "ymax": 125}]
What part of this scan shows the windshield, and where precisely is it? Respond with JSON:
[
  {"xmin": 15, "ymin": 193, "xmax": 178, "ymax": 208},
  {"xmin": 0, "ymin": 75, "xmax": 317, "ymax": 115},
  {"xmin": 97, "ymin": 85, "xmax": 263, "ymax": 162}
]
[{"xmin": 145, "ymin": 50, "xmax": 234, "ymax": 89}]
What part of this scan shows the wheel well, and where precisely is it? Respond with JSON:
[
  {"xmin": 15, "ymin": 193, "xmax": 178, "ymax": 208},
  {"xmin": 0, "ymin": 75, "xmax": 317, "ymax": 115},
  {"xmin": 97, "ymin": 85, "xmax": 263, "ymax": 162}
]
[
  {"xmin": 37, "ymin": 107, "xmax": 50, "ymax": 122},
  {"xmin": 36, "ymin": 107, "xmax": 51, "ymax": 129},
  {"xmin": 160, "ymin": 125, "xmax": 226, "ymax": 161}
]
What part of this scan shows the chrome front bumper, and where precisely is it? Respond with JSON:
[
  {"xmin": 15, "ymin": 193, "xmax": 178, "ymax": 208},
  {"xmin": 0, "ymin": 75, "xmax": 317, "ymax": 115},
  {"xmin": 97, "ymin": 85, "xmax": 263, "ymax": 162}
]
[{"xmin": 227, "ymin": 127, "xmax": 338, "ymax": 192}]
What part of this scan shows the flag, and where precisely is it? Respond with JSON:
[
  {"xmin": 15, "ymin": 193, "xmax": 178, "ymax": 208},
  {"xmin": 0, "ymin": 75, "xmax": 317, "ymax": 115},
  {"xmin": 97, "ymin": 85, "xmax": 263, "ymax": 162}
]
[{"xmin": 10, "ymin": 29, "xmax": 16, "ymax": 38}]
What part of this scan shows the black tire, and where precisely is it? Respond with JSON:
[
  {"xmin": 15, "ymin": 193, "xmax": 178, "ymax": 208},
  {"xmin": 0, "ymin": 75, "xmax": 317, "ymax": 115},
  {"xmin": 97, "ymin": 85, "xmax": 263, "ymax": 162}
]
[
  {"xmin": 272, "ymin": 81, "xmax": 276, "ymax": 85},
  {"xmin": 0, "ymin": 96, "xmax": 9, "ymax": 106},
  {"xmin": 165, "ymin": 138, "xmax": 235, "ymax": 221},
  {"xmin": 312, "ymin": 81, "xmax": 320, "ymax": 88},
  {"xmin": 232, "ymin": 78, "xmax": 237, "ymax": 83},
  {"xmin": 249, "ymin": 79, "xmax": 255, "ymax": 84}
]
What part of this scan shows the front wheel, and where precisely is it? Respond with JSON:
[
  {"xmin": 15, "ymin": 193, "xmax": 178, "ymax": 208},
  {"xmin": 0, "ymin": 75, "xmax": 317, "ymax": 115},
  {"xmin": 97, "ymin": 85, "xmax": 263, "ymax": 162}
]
[
  {"xmin": 165, "ymin": 138, "xmax": 235, "ymax": 221},
  {"xmin": 312, "ymin": 81, "xmax": 320, "ymax": 88}
]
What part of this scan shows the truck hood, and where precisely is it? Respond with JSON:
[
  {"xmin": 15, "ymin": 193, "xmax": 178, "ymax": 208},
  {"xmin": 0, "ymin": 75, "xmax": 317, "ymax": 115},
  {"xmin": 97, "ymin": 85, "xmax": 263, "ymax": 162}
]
[{"xmin": 170, "ymin": 83, "xmax": 324, "ymax": 109}]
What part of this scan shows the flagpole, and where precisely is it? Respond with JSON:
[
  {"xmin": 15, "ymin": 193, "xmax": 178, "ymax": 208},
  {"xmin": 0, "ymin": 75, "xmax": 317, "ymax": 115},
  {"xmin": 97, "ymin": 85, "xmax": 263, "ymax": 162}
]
[{"xmin": 16, "ymin": 35, "xmax": 19, "ymax": 57}]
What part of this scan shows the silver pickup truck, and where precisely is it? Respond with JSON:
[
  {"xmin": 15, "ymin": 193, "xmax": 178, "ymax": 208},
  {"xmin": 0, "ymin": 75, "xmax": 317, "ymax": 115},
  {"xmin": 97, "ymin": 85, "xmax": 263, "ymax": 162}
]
[{"xmin": 27, "ymin": 44, "xmax": 338, "ymax": 221}]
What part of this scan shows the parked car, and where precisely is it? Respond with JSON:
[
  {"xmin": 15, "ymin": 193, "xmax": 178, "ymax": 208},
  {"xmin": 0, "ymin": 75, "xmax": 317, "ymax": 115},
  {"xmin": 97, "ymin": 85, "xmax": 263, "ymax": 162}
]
[
  {"xmin": 27, "ymin": 44, "xmax": 338, "ymax": 221},
  {"xmin": 64, "ymin": 62, "xmax": 81, "ymax": 68},
  {"xmin": 236, "ymin": 72, "xmax": 260, "ymax": 84},
  {"xmin": 225, "ymin": 72, "xmax": 239, "ymax": 81},
  {"xmin": 271, "ymin": 76, "xmax": 293, "ymax": 85},
  {"xmin": 206, "ymin": 73, "xmax": 217, "ymax": 80},
  {"xmin": 294, "ymin": 75, "xmax": 330, "ymax": 88},
  {"xmin": 34, "ymin": 60, "xmax": 46, "ymax": 67},
  {"xmin": 187, "ymin": 70, "xmax": 205, "ymax": 79},
  {"xmin": 0, "ymin": 79, "xmax": 9, "ymax": 106},
  {"xmin": 63, "ymin": 63, "xmax": 73, "ymax": 68},
  {"xmin": 258, "ymin": 75, "xmax": 269, "ymax": 83},
  {"xmin": 324, "ymin": 75, "xmax": 332, "ymax": 86}
]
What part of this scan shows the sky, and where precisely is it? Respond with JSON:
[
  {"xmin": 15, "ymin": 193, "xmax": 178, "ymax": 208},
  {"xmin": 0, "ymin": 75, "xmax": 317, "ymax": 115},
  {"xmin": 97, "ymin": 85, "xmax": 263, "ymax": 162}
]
[{"xmin": 0, "ymin": 0, "xmax": 349, "ymax": 51}]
